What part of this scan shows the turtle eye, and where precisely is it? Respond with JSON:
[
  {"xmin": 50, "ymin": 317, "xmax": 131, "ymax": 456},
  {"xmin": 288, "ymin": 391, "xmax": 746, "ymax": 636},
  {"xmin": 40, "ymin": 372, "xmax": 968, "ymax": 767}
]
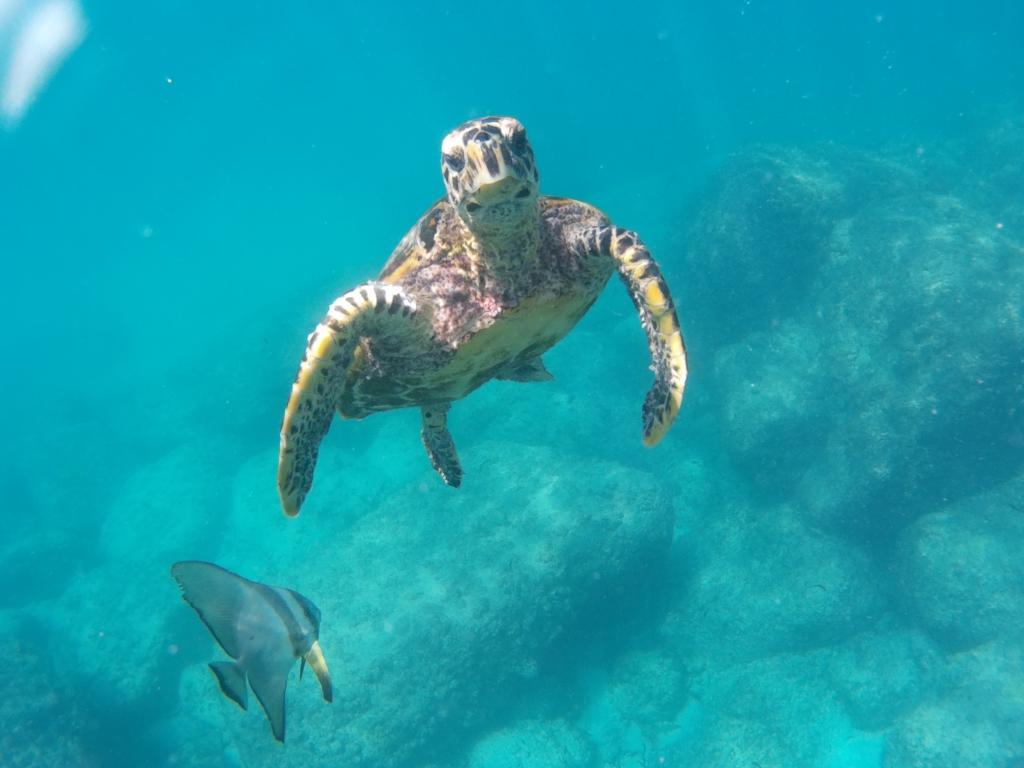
[
  {"xmin": 444, "ymin": 150, "xmax": 465, "ymax": 172},
  {"xmin": 514, "ymin": 186, "xmax": 531, "ymax": 198},
  {"xmin": 510, "ymin": 127, "xmax": 527, "ymax": 152},
  {"xmin": 465, "ymin": 201, "xmax": 482, "ymax": 213}
]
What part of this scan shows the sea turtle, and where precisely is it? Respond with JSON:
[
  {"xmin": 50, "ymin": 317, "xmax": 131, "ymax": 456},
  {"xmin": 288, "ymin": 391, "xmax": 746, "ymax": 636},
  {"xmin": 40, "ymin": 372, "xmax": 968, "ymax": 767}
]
[{"xmin": 277, "ymin": 116, "xmax": 688, "ymax": 517}]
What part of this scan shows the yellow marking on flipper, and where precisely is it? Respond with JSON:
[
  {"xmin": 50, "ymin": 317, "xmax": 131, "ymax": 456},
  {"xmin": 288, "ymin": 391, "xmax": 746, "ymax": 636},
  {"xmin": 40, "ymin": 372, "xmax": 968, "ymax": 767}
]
[
  {"xmin": 643, "ymin": 325, "xmax": 688, "ymax": 447},
  {"xmin": 607, "ymin": 229, "xmax": 688, "ymax": 449},
  {"xmin": 380, "ymin": 254, "xmax": 421, "ymax": 284},
  {"xmin": 312, "ymin": 328, "xmax": 335, "ymax": 359},
  {"xmin": 645, "ymin": 281, "xmax": 667, "ymax": 308},
  {"xmin": 667, "ymin": 332, "xmax": 687, "ymax": 363},
  {"xmin": 658, "ymin": 313, "xmax": 678, "ymax": 336},
  {"xmin": 278, "ymin": 323, "xmax": 351, "ymax": 517},
  {"xmin": 644, "ymin": 405, "xmax": 679, "ymax": 447}
]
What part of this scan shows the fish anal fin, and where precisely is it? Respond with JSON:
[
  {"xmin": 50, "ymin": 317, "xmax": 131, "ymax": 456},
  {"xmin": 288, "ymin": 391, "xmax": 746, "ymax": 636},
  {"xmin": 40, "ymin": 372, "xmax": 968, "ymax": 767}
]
[
  {"xmin": 247, "ymin": 655, "xmax": 293, "ymax": 743},
  {"xmin": 209, "ymin": 661, "xmax": 248, "ymax": 711}
]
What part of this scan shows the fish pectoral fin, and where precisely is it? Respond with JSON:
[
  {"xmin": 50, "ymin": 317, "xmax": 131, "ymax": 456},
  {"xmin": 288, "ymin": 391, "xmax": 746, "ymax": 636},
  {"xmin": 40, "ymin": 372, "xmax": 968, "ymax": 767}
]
[
  {"xmin": 208, "ymin": 661, "xmax": 248, "ymax": 711},
  {"xmin": 305, "ymin": 640, "xmax": 333, "ymax": 703},
  {"xmin": 247, "ymin": 655, "xmax": 294, "ymax": 743}
]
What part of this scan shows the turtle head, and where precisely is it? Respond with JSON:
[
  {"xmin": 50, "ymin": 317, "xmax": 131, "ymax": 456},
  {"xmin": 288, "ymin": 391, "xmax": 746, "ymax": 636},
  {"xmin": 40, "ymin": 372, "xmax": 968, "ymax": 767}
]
[{"xmin": 441, "ymin": 116, "xmax": 539, "ymax": 237}]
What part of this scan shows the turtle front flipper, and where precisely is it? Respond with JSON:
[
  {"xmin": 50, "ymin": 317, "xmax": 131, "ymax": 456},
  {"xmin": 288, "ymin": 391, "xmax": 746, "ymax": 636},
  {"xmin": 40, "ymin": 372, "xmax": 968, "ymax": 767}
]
[
  {"xmin": 593, "ymin": 226, "xmax": 688, "ymax": 446},
  {"xmin": 278, "ymin": 283, "xmax": 420, "ymax": 517},
  {"xmin": 420, "ymin": 405, "xmax": 462, "ymax": 487}
]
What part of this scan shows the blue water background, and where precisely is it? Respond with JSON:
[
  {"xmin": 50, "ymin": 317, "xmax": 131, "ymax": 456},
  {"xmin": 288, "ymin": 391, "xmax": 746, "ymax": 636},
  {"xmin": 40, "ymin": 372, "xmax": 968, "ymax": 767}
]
[{"xmin": 1, "ymin": 2, "xmax": 1022, "ymax": 767}]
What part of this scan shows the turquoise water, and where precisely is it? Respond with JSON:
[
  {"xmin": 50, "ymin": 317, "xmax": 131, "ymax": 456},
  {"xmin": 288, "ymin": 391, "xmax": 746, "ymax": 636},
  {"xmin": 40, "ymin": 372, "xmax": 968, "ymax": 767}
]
[{"xmin": 2, "ymin": 1, "xmax": 1023, "ymax": 766}]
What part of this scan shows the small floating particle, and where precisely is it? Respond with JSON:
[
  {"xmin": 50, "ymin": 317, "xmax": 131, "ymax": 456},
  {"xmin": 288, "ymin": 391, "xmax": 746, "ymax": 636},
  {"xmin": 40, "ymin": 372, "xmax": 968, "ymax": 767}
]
[
  {"xmin": 165, "ymin": 77, "xmax": 173, "ymax": 85},
  {"xmin": 996, "ymin": 222, "xmax": 1004, "ymax": 230}
]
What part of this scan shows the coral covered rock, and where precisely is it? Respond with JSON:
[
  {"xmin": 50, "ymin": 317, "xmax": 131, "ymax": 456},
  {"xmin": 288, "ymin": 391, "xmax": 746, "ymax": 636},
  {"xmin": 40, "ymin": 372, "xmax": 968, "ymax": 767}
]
[
  {"xmin": 687, "ymin": 142, "xmax": 1024, "ymax": 531},
  {"xmin": 468, "ymin": 719, "xmax": 592, "ymax": 768},
  {"xmin": 827, "ymin": 625, "xmax": 940, "ymax": 730},
  {"xmin": 664, "ymin": 504, "xmax": 883, "ymax": 664},
  {"xmin": 897, "ymin": 477, "xmax": 1024, "ymax": 650},
  {"xmin": 176, "ymin": 440, "xmax": 673, "ymax": 767}
]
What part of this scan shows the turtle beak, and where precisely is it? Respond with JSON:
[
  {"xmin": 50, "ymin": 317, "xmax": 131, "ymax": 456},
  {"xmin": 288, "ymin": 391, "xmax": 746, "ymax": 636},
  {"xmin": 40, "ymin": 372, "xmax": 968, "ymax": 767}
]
[
  {"xmin": 304, "ymin": 640, "xmax": 333, "ymax": 703},
  {"xmin": 474, "ymin": 175, "xmax": 520, "ymax": 203}
]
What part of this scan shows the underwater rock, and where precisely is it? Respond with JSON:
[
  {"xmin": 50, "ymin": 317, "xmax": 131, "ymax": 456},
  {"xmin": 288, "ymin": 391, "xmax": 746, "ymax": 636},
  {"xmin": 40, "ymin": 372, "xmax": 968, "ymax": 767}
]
[
  {"xmin": 34, "ymin": 443, "xmax": 233, "ymax": 705},
  {"xmin": 797, "ymin": 191, "xmax": 1024, "ymax": 532},
  {"xmin": 0, "ymin": 616, "xmax": 90, "ymax": 768},
  {"xmin": 573, "ymin": 647, "xmax": 688, "ymax": 766},
  {"xmin": 897, "ymin": 476, "xmax": 1024, "ymax": 650},
  {"xmin": 666, "ymin": 648, "xmax": 856, "ymax": 768},
  {"xmin": 664, "ymin": 504, "xmax": 883, "ymax": 664},
  {"xmin": 826, "ymin": 624, "xmax": 941, "ymax": 730},
  {"xmin": 689, "ymin": 141, "xmax": 1024, "ymax": 525},
  {"xmin": 884, "ymin": 707, "xmax": 1012, "ymax": 768},
  {"xmin": 713, "ymin": 319, "xmax": 831, "ymax": 497},
  {"xmin": 180, "ymin": 440, "xmax": 673, "ymax": 768},
  {"xmin": 884, "ymin": 672, "xmax": 1024, "ymax": 768},
  {"xmin": 467, "ymin": 719, "xmax": 593, "ymax": 768},
  {"xmin": 603, "ymin": 647, "xmax": 687, "ymax": 738},
  {"xmin": 683, "ymin": 146, "xmax": 847, "ymax": 347}
]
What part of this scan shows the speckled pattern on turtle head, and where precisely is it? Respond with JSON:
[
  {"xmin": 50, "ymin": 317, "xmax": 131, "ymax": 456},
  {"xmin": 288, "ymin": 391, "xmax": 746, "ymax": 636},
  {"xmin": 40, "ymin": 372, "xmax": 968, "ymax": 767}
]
[{"xmin": 277, "ymin": 116, "xmax": 688, "ymax": 517}]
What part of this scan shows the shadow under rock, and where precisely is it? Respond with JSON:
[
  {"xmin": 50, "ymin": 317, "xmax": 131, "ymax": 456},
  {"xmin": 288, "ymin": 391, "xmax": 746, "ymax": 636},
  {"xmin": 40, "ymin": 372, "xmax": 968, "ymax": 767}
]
[
  {"xmin": 28, "ymin": 608, "xmax": 198, "ymax": 768},
  {"xmin": 404, "ymin": 507, "xmax": 681, "ymax": 768},
  {"xmin": 0, "ymin": 474, "xmax": 102, "ymax": 609}
]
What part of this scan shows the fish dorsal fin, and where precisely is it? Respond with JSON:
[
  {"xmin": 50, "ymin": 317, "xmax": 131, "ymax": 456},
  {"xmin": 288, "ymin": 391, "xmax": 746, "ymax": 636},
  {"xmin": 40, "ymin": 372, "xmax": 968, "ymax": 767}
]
[
  {"xmin": 208, "ymin": 661, "xmax": 248, "ymax": 710},
  {"xmin": 247, "ymin": 650, "xmax": 294, "ymax": 742},
  {"xmin": 283, "ymin": 588, "xmax": 321, "ymax": 631},
  {"xmin": 171, "ymin": 561, "xmax": 250, "ymax": 658}
]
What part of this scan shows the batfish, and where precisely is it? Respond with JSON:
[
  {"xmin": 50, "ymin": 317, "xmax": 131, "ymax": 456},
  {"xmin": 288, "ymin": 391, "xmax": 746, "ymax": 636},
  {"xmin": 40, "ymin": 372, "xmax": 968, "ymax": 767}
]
[{"xmin": 171, "ymin": 560, "xmax": 333, "ymax": 741}]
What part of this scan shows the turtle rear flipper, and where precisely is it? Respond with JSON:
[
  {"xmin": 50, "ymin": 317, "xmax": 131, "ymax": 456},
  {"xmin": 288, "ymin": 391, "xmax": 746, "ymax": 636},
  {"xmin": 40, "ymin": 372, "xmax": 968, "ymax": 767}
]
[
  {"xmin": 591, "ymin": 225, "xmax": 688, "ymax": 446},
  {"xmin": 496, "ymin": 356, "xmax": 554, "ymax": 383},
  {"xmin": 420, "ymin": 405, "xmax": 462, "ymax": 487},
  {"xmin": 277, "ymin": 283, "xmax": 420, "ymax": 517}
]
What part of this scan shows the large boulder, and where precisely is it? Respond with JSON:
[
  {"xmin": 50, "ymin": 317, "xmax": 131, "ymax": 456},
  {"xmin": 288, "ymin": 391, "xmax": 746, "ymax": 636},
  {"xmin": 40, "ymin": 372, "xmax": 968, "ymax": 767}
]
[
  {"xmin": 664, "ymin": 648, "xmax": 877, "ymax": 768},
  {"xmin": 0, "ymin": 615, "xmax": 90, "ymax": 768},
  {"xmin": 30, "ymin": 441, "xmax": 234, "ymax": 706},
  {"xmin": 896, "ymin": 476, "xmax": 1024, "ymax": 650},
  {"xmin": 663, "ymin": 504, "xmax": 883, "ymax": 664},
  {"xmin": 826, "ymin": 624, "xmax": 941, "ymax": 730},
  {"xmin": 467, "ymin": 719, "xmax": 593, "ymax": 768},
  {"xmin": 686, "ymin": 142, "xmax": 1024, "ymax": 531},
  {"xmin": 884, "ymin": 638, "xmax": 1024, "ymax": 768},
  {"xmin": 683, "ymin": 147, "xmax": 848, "ymax": 347},
  {"xmin": 796, "ymin": 191, "xmax": 1024, "ymax": 532},
  {"xmin": 172, "ymin": 440, "xmax": 674, "ymax": 768}
]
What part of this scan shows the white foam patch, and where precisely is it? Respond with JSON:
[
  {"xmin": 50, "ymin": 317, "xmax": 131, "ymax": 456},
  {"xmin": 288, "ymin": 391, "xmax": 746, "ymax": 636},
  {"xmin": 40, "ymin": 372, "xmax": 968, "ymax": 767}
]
[{"xmin": 0, "ymin": 0, "xmax": 84, "ymax": 126}]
